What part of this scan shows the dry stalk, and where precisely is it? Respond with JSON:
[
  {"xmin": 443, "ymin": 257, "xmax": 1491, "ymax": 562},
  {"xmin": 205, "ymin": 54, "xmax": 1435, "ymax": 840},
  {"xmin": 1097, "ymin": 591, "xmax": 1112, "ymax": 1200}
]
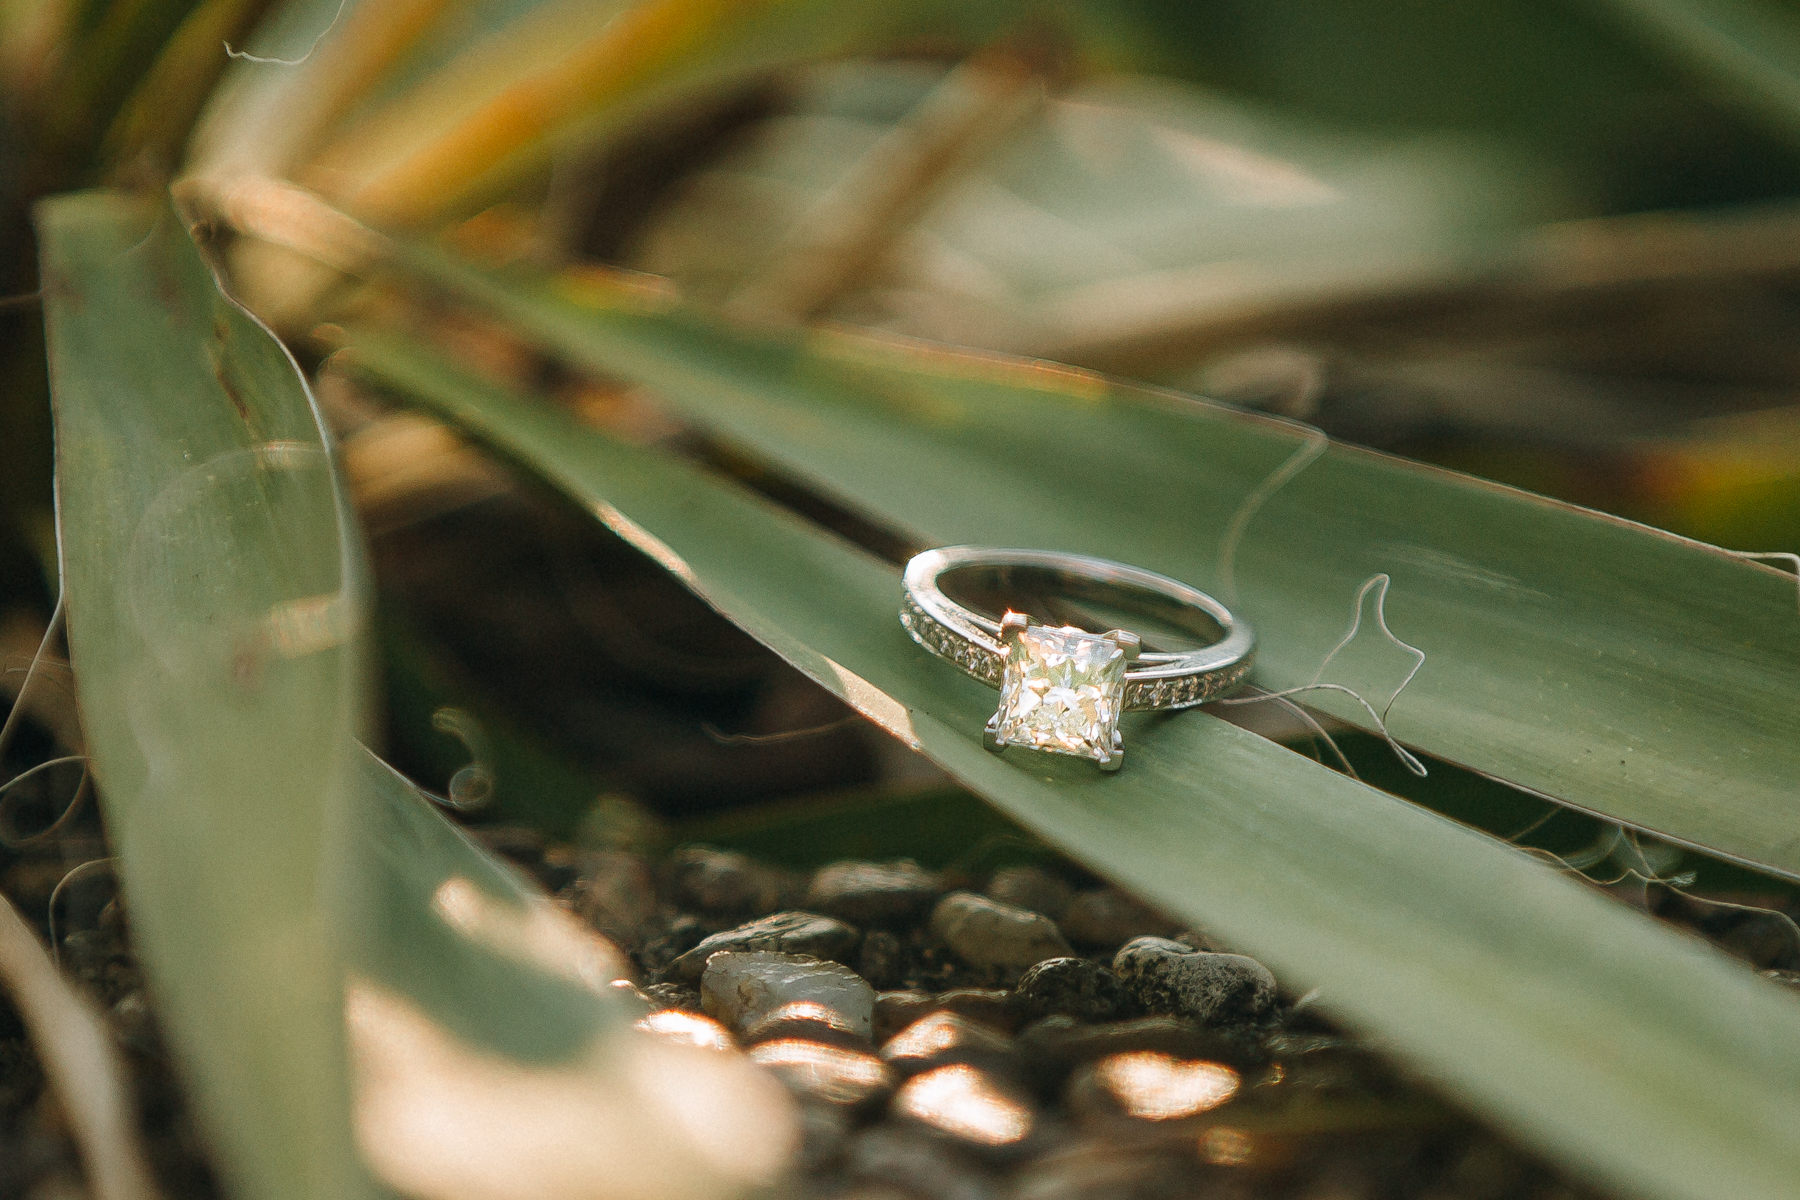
[
  {"xmin": 176, "ymin": 173, "xmax": 392, "ymax": 276},
  {"xmin": 1026, "ymin": 200, "xmax": 1800, "ymax": 374},
  {"xmin": 171, "ymin": 172, "xmax": 393, "ymax": 332},
  {"xmin": 0, "ymin": 892, "xmax": 163, "ymax": 1200},
  {"xmin": 725, "ymin": 47, "xmax": 1047, "ymax": 324}
]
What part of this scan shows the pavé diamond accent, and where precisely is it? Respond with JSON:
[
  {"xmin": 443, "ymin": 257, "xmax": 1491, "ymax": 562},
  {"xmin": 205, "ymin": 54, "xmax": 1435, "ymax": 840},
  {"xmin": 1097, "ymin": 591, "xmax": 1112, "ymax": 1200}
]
[
  {"xmin": 899, "ymin": 598, "xmax": 1003, "ymax": 685},
  {"xmin": 992, "ymin": 626, "xmax": 1126, "ymax": 763},
  {"xmin": 902, "ymin": 594, "xmax": 1249, "ymax": 710}
]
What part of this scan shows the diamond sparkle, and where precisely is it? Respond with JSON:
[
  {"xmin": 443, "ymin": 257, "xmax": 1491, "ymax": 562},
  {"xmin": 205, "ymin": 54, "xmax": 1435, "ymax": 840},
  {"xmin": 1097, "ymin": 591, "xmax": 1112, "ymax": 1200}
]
[{"xmin": 991, "ymin": 625, "xmax": 1126, "ymax": 764}]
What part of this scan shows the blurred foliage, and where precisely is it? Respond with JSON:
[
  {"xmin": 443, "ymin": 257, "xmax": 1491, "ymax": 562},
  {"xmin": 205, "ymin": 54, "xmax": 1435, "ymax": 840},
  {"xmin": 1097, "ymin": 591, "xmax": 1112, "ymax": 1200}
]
[
  {"xmin": 338, "ymin": 322, "xmax": 1800, "ymax": 1200},
  {"xmin": 39, "ymin": 189, "xmax": 371, "ymax": 1199},
  {"xmin": 1088, "ymin": 0, "xmax": 1800, "ymax": 211},
  {"xmin": 6, "ymin": 1, "xmax": 1800, "ymax": 1199},
  {"xmin": 388, "ymin": 245, "xmax": 1800, "ymax": 877}
]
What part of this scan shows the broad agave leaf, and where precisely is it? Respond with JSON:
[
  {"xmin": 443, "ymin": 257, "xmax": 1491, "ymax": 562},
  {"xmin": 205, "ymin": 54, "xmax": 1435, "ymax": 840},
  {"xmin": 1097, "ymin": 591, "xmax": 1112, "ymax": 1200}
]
[
  {"xmin": 342, "ymin": 748, "xmax": 798, "ymax": 1200},
  {"xmin": 397, "ymin": 253, "xmax": 1800, "ymax": 881},
  {"xmin": 337, "ymin": 328, "xmax": 1800, "ymax": 1200},
  {"xmin": 40, "ymin": 192, "xmax": 785, "ymax": 1200},
  {"xmin": 41, "ymin": 189, "xmax": 370, "ymax": 1200}
]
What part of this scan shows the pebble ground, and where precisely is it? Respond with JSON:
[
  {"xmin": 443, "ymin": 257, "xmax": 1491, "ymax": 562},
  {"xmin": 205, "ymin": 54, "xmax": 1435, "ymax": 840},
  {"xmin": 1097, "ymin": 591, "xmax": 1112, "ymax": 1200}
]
[{"xmin": 3, "ymin": 823, "xmax": 1796, "ymax": 1199}]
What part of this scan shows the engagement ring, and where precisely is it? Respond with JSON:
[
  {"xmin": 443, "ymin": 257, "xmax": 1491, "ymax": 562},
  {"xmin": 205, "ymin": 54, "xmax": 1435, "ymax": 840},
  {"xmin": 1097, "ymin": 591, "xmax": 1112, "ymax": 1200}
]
[{"xmin": 900, "ymin": 547, "xmax": 1255, "ymax": 772}]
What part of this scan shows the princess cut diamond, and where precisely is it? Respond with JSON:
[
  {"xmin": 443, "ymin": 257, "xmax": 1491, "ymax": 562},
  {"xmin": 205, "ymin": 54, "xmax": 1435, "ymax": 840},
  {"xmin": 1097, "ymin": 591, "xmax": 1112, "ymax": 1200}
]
[{"xmin": 990, "ymin": 625, "xmax": 1126, "ymax": 765}]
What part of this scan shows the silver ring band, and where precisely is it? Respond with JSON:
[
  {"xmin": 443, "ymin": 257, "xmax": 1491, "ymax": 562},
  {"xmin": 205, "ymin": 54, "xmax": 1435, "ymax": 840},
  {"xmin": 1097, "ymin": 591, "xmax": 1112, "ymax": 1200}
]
[{"xmin": 899, "ymin": 546, "xmax": 1255, "ymax": 711}]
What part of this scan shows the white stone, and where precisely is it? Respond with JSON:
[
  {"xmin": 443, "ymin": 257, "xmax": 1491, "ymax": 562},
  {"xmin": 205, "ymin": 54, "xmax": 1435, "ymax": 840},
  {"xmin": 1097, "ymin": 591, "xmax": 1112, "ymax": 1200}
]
[
  {"xmin": 994, "ymin": 625, "xmax": 1126, "ymax": 763},
  {"xmin": 700, "ymin": 951, "xmax": 875, "ymax": 1036},
  {"xmin": 929, "ymin": 891, "xmax": 1072, "ymax": 977}
]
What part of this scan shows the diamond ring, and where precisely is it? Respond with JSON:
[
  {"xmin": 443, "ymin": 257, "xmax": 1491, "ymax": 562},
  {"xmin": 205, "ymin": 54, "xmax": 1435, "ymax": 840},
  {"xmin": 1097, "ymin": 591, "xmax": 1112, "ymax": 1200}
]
[{"xmin": 899, "ymin": 547, "xmax": 1255, "ymax": 772}]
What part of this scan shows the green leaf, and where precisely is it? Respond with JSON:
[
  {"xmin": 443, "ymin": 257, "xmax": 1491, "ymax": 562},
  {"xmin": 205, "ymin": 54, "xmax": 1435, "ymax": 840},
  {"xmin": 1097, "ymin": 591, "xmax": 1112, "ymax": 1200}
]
[
  {"xmin": 33, "ymin": 0, "xmax": 209, "ymax": 179},
  {"xmin": 41, "ymin": 189, "xmax": 369, "ymax": 1199},
  {"xmin": 377, "ymin": 601, "xmax": 611, "ymax": 836},
  {"xmin": 398, "ymin": 254, "xmax": 1800, "ymax": 881},
  {"xmin": 345, "ymin": 746, "xmax": 626, "ymax": 1064},
  {"xmin": 338, "ymin": 328, "xmax": 1800, "ymax": 1200},
  {"xmin": 36, "ymin": 191, "xmax": 651, "ymax": 1200},
  {"xmin": 1580, "ymin": 0, "xmax": 1800, "ymax": 148}
]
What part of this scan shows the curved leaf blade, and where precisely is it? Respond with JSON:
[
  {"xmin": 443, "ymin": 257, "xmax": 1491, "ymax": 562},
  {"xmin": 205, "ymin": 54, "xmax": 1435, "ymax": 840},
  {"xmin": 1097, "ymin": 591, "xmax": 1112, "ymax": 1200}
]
[
  {"xmin": 339, "ymin": 329, "xmax": 1800, "ymax": 1200},
  {"xmin": 40, "ymin": 189, "xmax": 371, "ymax": 1199},
  {"xmin": 404, "ymin": 255, "xmax": 1800, "ymax": 879},
  {"xmin": 39, "ymin": 192, "xmax": 648, "ymax": 1200}
]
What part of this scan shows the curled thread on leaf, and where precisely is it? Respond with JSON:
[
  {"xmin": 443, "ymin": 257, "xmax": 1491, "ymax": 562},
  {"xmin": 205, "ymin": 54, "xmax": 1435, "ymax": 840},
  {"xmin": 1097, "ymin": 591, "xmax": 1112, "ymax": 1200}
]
[
  {"xmin": 224, "ymin": 0, "xmax": 349, "ymax": 65},
  {"xmin": 360, "ymin": 712, "xmax": 495, "ymax": 814},
  {"xmin": 1612, "ymin": 828, "xmax": 1670, "ymax": 908},
  {"xmin": 1208, "ymin": 428, "xmax": 1428, "ymax": 779},
  {"xmin": 429, "ymin": 708, "xmax": 495, "ymax": 812},
  {"xmin": 1503, "ymin": 805, "xmax": 1565, "ymax": 844},
  {"xmin": 1212, "ymin": 573, "xmax": 1428, "ymax": 777},
  {"xmin": 0, "ymin": 757, "xmax": 90, "ymax": 849},
  {"xmin": 0, "ymin": 594, "xmax": 64, "ymax": 763},
  {"xmin": 701, "ymin": 715, "xmax": 861, "ymax": 746},
  {"xmin": 1216, "ymin": 681, "xmax": 1427, "ymax": 777},
  {"xmin": 2, "ymin": 664, "xmax": 75, "ymax": 701},
  {"xmin": 1226, "ymin": 685, "xmax": 1361, "ymax": 780},
  {"xmin": 1311, "ymin": 574, "xmax": 1427, "ymax": 718},
  {"xmin": 1520, "ymin": 827, "xmax": 1800, "ymax": 961},
  {"xmin": 1215, "ymin": 424, "xmax": 1328, "ymax": 606},
  {"xmin": 1, "ymin": 596, "xmax": 89, "ymax": 847},
  {"xmin": 47, "ymin": 858, "xmax": 116, "ymax": 968},
  {"xmin": 1725, "ymin": 551, "xmax": 1800, "ymax": 616},
  {"xmin": 1527, "ymin": 825, "xmax": 1623, "ymax": 872}
]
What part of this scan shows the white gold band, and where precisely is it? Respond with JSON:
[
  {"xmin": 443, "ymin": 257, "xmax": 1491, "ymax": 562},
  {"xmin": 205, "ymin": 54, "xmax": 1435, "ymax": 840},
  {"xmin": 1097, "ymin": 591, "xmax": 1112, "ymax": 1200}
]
[{"xmin": 899, "ymin": 546, "xmax": 1255, "ymax": 712}]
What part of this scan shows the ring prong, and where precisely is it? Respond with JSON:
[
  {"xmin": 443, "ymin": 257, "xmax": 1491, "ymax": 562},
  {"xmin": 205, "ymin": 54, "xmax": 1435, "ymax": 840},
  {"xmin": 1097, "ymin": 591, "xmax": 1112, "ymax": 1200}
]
[
  {"xmin": 1097, "ymin": 746, "xmax": 1124, "ymax": 773},
  {"xmin": 999, "ymin": 611, "xmax": 1029, "ymax": 647},
  {"xmin": 984, "ymin": 713, "xmax": 1006, "ymax": 754},
  {"xmin": 1104, "ymin": 629, "xmax": 1142, "ymax": 662}
]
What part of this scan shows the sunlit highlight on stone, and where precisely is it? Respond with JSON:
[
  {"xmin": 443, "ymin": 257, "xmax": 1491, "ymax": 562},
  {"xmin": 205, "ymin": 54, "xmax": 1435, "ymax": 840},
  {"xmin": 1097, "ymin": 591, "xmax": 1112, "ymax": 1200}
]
[
  {"xmin": 637, "ymin": 1010, "xmax": 733, "ymax": 1052},
  {"xmin": 747, "ymin": 1039, "xmax": 891, "ymax": 1106},
  {"xmin": 1095, "ymin": 1052, "xmax": 1239, "ymax": 1120},
  {"xmin": 883, "ymin": 1011, "xmax": 966, "ymax": 1060},
  {"xmin": 894, "ymin": 1064, "xmax": 1032, "ymax": 1145},
  {"xmin": 994, "ymin": 626, "xmax": 1126, "ymax": 763},
  {"xmin": 758, "ymin": 1001, "xmax": 861, "ymax": 1035}
]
